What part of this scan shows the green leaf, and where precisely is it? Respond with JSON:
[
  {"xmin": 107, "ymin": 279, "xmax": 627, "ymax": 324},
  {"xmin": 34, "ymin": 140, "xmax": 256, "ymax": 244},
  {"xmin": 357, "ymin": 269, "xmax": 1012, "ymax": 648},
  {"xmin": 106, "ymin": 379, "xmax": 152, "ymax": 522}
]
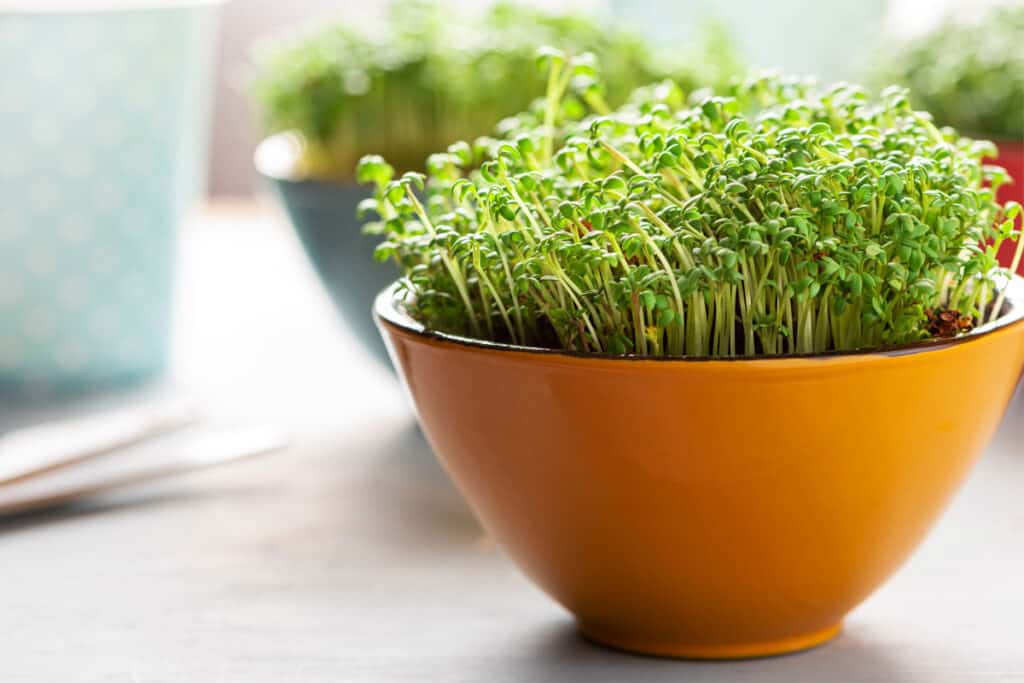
[{"xmin": 355, "ymin": 155, "xmax": 394, "ymax": 187}]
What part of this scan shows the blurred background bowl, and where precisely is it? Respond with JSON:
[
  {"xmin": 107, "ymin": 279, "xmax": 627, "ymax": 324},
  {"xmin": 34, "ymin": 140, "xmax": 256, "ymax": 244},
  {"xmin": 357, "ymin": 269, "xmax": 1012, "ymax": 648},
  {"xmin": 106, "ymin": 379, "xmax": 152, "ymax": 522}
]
[
  {"xmin": 255, "ymin": 132, "xmax": 397, "ymax": 367},
  {"xmin": 0, "ymin": 0, "xmax": 221, "ymax": 397}
]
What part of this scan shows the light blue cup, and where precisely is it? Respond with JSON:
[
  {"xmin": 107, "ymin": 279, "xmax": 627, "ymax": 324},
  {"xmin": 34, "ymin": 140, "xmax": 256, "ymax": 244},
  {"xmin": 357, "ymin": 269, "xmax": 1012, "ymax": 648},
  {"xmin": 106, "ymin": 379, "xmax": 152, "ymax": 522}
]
[{"xmin": 0, "ymin": 1, "xmax": 220, "ymax": 397}]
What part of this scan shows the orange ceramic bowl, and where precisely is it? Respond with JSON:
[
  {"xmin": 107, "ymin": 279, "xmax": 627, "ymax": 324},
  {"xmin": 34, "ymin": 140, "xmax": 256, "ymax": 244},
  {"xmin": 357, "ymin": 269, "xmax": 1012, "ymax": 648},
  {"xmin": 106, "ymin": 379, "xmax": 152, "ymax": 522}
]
[{"xmin": 375, "ymin": 277, "xmax": 1024, "ymax": 659}]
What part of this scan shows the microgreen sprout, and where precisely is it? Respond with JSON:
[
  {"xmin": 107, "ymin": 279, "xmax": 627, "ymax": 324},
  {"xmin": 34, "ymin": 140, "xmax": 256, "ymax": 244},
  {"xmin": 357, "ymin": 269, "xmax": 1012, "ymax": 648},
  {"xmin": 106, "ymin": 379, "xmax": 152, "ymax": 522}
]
[{"xmin": 360, "ymin": 50, "xmax": 1022, "ymax": 358}]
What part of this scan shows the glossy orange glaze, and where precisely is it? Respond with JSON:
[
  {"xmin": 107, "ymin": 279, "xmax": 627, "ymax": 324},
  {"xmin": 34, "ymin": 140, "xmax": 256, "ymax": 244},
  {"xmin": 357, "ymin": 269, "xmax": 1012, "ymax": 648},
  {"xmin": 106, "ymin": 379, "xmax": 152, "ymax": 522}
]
[{"xmin": 376, "ymin": 282, "xmax": 1024, "ymax": 659}]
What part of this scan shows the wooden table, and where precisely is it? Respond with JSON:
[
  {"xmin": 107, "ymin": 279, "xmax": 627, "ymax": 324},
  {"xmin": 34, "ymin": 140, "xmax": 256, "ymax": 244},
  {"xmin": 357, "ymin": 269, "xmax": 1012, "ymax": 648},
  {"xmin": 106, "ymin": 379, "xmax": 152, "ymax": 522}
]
[{"xmin": 3, "ymin": 201, "xmax": 1022, "ymax": 682}]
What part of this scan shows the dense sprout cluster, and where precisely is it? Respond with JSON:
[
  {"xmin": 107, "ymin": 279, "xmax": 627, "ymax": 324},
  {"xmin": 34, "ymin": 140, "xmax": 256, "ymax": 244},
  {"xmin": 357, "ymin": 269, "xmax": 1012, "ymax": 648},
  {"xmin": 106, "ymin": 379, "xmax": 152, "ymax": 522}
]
[
  {"xmin": 359, "ymin": 51, "xmax": 1022, "ymax": 358},
  {"xmin": 250, "ymin": 2, "xmax": 741, "ymax": 180},
  {"xmin": 869, "ymin": 4, "xmax": 1024, "ymax": 140}
]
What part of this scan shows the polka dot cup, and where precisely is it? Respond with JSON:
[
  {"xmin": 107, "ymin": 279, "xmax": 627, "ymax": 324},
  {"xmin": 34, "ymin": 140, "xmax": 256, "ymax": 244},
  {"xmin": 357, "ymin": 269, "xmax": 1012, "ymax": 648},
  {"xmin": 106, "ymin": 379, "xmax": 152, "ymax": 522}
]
[{"xmin": 0, "ymin": 2, "xmax": 220, "ymax": 397}]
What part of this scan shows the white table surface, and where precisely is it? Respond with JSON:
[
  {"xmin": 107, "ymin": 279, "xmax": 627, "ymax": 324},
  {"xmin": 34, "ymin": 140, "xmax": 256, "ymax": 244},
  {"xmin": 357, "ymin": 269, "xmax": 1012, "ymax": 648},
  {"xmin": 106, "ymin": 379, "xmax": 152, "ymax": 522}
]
[{"xmin": 2, "ymin": 200, "xmax": 1022, "ymax": 682}]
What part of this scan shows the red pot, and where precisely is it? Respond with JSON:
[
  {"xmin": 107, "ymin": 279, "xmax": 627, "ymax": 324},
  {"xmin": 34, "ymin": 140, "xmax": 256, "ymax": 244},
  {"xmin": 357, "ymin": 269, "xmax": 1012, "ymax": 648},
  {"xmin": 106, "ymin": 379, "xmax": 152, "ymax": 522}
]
[{"xmin": 987, "ymin": 140, "xmax": 1024, "ymax": 275}]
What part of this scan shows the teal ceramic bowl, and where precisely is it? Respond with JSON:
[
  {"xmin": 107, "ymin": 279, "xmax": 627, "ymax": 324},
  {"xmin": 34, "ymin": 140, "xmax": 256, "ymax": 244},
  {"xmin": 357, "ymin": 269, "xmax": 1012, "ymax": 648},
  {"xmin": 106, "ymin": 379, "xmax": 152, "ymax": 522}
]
[
  {"xmin": 256, "ymin": 133, "xmax": 398, "ymax": 367},
  {"xmin": 0, "ymin": 1, "xmax": 220, "ymax": 396}
]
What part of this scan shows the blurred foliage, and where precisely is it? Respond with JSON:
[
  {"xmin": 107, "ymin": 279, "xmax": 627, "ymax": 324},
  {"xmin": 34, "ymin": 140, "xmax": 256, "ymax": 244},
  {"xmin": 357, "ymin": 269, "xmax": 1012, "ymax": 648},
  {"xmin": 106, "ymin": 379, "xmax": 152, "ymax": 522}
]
[
  {"xmin": 249, "ymin": 1, "xmax": 743, "ymax": 180},
  {"xmin": 869, "ymin": 4, "xmax": 1024, "ymax": 140}
]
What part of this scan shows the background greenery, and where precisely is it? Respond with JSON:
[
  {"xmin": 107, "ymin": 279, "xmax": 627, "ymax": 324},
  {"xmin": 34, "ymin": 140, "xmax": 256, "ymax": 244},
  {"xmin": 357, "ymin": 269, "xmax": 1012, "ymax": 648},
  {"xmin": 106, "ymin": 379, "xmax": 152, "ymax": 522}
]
[
  {"xmin": 250, "ymin": 1, "xmax": 743, "ymax": 181},
  {"xmin": 868, "ymin": 4, "xmax": 1024, "ymax": 140}
]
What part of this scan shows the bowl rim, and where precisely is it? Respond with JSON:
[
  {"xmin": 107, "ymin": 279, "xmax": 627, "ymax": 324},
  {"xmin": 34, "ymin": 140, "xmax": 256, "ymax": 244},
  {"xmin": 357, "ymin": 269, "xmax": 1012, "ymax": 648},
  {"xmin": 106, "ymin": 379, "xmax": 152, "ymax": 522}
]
[
  {"xmin": 255, "ymin": 131, "xmax": 360, "ymax": 188},
  {"xmin": 254, "ymin": 132, "xmax": 307, "ymax": 183},
  {"xmin": 374, "ymin": 274, "xmax": 1024, "ymax": 363}
]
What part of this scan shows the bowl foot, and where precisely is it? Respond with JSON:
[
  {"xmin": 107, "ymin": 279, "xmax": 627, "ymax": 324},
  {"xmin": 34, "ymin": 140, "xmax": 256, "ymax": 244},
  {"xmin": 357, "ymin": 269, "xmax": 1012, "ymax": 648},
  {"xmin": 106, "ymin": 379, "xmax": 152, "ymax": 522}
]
[{"xmin": 578, "ymin": 621, "xmax": 842, "ymax": 660}]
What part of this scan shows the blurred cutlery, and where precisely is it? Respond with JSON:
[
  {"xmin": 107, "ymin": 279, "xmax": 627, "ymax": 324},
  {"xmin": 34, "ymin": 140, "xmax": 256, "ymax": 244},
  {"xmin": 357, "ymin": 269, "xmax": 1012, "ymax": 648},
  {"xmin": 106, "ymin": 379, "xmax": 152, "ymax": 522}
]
[
  {"xmin": 0, "ymin": 399, "xmax": 197, "ymax": 485},
  {"xmin": 0, "ymin": 425, "xmax": 288, "ymax": 516}
]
